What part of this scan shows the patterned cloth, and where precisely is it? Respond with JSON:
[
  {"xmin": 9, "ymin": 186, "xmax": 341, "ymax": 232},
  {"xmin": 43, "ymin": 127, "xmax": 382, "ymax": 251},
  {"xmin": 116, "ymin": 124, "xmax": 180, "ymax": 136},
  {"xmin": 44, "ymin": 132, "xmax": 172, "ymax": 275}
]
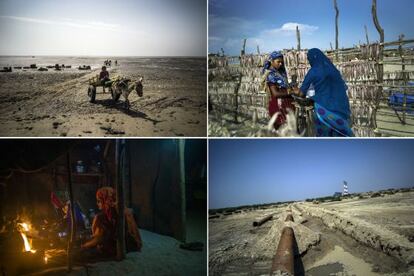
[
  {"xmin": 262, "ymin": 51, "xmax": 287, "ymax": 75},
  {"xmin": 95, "ymin": 187, "xmax": 142, "ymax": 252},
  {"xmin": 264, "ymin": 51, "xmax": 294, "ymax": 128},
  {"xmin": 314, "ymin": 102, "xmax": 354, "ymax": 137},
  {"xmin": 96, "ymin": 187, "xmax": 117, "ymax": 224}
]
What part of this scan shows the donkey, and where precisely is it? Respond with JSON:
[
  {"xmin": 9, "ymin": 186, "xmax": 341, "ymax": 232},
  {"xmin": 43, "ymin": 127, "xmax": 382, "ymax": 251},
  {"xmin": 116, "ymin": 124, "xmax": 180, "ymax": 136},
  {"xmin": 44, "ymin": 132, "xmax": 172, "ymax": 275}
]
[{"xmin": 111, "ymin": 77, "xmax": 144, "ymax": 109}]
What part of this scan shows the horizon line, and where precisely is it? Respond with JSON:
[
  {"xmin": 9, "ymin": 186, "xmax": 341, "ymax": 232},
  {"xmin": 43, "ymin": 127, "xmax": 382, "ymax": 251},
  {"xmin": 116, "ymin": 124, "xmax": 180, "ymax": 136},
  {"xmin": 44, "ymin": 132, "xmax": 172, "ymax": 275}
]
[
  {"xmin": 209, "ymin": 185, "xmax": 414, "ymax": 210},
  {"xmin": 0, "ymin": 55, "xmax": 207, "ymax": 58}
]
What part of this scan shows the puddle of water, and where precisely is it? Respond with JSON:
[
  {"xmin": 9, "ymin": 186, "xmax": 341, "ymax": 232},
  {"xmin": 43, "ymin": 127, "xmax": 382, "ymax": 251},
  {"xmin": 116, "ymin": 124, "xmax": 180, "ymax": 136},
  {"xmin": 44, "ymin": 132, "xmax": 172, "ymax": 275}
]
[
  {"xmin": 307, "ymin": 262, "xmax": 344, "ymax": 275},
  {"xmin": 306, "ymin": 245, "xmax": 380, "ymax": 276}
]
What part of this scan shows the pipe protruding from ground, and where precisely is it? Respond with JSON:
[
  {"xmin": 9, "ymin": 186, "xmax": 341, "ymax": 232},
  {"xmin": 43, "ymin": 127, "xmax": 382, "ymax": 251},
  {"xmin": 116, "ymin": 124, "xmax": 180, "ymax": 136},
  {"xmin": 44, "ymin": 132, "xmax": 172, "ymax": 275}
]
[
  {"xmin": 285, "ymin": 214, "xmax": 294, "ymax": 222},
  {"xmin": 253, "ymin": 214, "xmax": 273, "ymax": 227},
  {"xmin": 270, "ymin": 226, "xmax": 295, "ymax": 276}
]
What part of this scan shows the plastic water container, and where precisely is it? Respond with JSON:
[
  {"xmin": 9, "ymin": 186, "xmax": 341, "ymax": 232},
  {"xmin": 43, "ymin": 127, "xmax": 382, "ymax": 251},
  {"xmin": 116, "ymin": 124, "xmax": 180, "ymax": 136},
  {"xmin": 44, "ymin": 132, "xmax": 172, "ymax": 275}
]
[{"xmin": 306, "ymin": 83, "xmax": 315, "ymax": 98}]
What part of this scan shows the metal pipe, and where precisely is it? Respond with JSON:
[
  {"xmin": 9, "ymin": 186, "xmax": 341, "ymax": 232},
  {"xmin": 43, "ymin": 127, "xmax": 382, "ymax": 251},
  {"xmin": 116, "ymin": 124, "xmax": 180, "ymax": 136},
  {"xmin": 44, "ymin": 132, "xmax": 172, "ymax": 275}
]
[
  {"xmin": 285, "ymin": 214, "xmax": 294, "ymax": 222},
  {"xmin": 270, "ymin": 227, "xmax": 295, "ymax": 275},
  {"xmin": 253, "ymin": 214, "xmax": 273, "ymax": 227}
]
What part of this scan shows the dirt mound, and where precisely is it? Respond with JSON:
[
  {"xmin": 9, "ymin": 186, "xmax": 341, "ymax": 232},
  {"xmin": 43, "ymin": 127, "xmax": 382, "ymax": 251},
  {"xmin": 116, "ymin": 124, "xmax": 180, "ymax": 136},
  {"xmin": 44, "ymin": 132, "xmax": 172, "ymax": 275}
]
[{"xmin": 298, "ymin": 203, "xmax": 414, "ymax": 265}]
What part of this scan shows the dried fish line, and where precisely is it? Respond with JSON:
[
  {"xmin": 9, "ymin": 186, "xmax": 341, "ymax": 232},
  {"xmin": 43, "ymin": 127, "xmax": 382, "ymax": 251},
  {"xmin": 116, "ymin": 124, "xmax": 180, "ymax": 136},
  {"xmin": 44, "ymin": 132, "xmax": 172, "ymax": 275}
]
[{"xmin": 209, "ymin": 38, "xmax": 414, "ymax": 136}]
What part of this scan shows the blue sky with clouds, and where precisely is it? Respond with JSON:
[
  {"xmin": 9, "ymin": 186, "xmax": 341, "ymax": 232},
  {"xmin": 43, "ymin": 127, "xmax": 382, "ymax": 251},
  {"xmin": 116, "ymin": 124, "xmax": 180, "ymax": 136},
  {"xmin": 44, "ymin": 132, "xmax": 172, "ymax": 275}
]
[
  {"xmin": 0, "ymin": 0, "xmax": 206, "ymax": 56},
  {"xmin": 209, "ymin": 139, "xmax": 414, "ymax": 209},
  {"xmin": 209, "ymin": 0, "xmax": 414, "ymax": 55}
]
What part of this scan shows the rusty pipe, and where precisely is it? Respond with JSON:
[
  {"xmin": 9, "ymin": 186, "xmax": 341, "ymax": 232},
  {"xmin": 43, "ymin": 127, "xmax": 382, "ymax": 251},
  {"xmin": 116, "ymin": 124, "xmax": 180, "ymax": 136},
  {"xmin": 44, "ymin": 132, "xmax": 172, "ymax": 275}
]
[
  {"xmin": 270, "ymin": 226, "xmax": 295, "ymax": 275},
  {"xmin": 285, "ymin": 214, "xmax": 294, "ymax": 222},
  {"xmin": 253, "ymin": 214, "xmax": 273, "ymax": 227}
]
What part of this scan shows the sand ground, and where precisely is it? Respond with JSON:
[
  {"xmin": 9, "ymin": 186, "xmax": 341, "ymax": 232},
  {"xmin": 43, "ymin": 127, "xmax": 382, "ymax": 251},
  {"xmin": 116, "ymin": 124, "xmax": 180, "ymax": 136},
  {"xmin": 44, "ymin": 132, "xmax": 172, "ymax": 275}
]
[
  {"xmin": 0, "ymin": 57, "xmax": 206, "ymax": 137},
  {"xmin": 209, "ymin": 191, "xmax": 414, "ymax": 275}
]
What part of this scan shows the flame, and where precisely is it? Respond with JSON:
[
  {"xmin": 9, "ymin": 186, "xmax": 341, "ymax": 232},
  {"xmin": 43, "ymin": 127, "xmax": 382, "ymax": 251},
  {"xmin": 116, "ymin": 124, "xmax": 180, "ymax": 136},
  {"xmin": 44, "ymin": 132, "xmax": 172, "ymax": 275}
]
[
  {"xmin": 18, "ymin": 222, "xmax": 36, "ymax": 253},
  {"xmin": 44, "ymin": 256, "xmax": 48, "ymax": 264}
]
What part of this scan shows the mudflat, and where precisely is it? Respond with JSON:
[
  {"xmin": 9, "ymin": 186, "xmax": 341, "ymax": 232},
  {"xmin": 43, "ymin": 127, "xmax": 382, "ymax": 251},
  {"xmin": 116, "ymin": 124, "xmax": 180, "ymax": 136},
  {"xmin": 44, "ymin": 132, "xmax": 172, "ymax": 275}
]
[{"xmin": 0, "ymin": 56, "xmax": 206, "ymax": 137}]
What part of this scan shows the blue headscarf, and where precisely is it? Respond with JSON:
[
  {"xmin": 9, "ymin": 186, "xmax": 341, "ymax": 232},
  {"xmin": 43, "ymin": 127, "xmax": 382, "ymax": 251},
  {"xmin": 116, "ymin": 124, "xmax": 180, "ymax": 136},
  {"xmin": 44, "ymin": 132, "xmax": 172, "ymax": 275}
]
[
  {"xmin": 263, "ymin": 51, "xmax": 288, "ymax": 88},
  {"xmin": 262, "ymin": 51, "xmax": 287, "ymax": 75},
  {"xmin": 300, "ymin": 48, "xmax": 351, "ymax": 119}
]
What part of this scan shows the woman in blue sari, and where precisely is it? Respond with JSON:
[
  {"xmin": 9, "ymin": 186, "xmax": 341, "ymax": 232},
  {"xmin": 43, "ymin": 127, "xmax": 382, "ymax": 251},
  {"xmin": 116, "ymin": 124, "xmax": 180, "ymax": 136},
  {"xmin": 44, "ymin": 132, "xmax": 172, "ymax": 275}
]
[{"xmin": 290, "ymin": 48, "xmax": 354, "ymax": 137}]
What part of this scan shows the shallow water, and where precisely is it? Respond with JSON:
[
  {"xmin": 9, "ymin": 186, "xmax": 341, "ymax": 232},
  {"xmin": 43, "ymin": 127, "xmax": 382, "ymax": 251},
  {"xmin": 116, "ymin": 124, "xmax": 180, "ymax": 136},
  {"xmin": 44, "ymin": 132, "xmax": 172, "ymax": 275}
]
[{"xmin": 0, "ymin": 56, "xmax": 206, "ymax": 72}]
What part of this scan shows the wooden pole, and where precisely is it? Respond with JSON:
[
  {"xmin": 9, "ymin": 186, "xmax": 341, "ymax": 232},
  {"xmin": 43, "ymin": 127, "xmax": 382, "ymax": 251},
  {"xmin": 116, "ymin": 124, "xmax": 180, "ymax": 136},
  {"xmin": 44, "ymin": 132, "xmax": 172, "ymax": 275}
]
[
  {"xmin": 334, "ymin": 0, "xmax": 339, "ymax": 61},
  {"xmin": 365, "ymin": 25, "xmax": 370, "ymax": 45},
  {"xmin": 399, "ymin": 34, "xmax": 407, "ymax": 124},
  {"xmin": 296, "ymin": 25, "xmax": 301, "ymax": 51},
  {"xmin": 66, "ymin": 152, "xmax": 76, "ymax": 272},
  {"xmin": 116, "ymin": 139, "xmax": 126, "ymax": 261},
  {"xmin": 241, "ymin": 38, "xmax": 247, "ymax": 56},
  {"xmin": 178, "ymin": 140, "xmax": 186, "ymax": 242},
  {"xmin": 372, "ymin": 0, "xmax": 385, "ymax": 131},
  {"xmin": 123, "ymin": 140, "xmax": 132, "ymax": 207},
  {"xmin": 295, "ymin": 25, "xmax": 301, "ymax": 81}
]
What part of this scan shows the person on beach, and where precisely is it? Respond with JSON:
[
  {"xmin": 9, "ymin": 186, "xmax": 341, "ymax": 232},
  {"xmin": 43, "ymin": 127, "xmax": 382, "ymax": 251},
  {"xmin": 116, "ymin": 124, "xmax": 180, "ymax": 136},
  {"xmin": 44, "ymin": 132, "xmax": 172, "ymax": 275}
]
[
  {"xmin": 100, "ymin": 66, "xmax": 110, "ymax": 92},
  {"xmin": 81, "ymin": 187, "xmax": 142, "ymax": 257},
  {"xmin": 290, "ymin": 48, "xmax": 354, "ymax": 137},
  {"xmin": 262, "ymin": 51, "xmax": 295, "ymax": 129}
]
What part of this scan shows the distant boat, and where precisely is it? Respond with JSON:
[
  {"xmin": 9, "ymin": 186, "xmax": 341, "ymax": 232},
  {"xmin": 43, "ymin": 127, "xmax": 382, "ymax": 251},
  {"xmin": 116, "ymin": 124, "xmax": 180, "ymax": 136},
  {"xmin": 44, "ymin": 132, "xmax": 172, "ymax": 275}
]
[{"xmin": 32, "ymin": 56, "xmax": 35, "ymax": 58}]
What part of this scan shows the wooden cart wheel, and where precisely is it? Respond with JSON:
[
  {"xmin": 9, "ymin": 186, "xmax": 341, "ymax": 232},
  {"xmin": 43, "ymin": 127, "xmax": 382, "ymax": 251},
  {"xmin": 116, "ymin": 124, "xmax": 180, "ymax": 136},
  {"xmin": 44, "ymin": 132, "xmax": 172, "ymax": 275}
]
[
  {"xmin": 88, "ymin": 85, "xmax": 96, "ymax": 103},
  {"xmin": 111, "ymin": 87, "xmax": 120, "ymax": 102}
]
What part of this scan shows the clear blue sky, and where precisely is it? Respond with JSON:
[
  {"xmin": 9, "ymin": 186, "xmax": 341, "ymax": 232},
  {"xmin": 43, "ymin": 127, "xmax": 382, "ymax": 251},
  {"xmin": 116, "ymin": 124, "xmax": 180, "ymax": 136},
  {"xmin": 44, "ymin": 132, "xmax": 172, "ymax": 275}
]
[
  {"xmin": 0, "ymin": 0, "xmax": 206, "ymax": 56},
  {"xmin": 209, "ymin": 0, "xmax": 414, "ymax": 55},
  {"xmin": 209, "ymin": 139, "xmax": 414, "ymax": 209}
]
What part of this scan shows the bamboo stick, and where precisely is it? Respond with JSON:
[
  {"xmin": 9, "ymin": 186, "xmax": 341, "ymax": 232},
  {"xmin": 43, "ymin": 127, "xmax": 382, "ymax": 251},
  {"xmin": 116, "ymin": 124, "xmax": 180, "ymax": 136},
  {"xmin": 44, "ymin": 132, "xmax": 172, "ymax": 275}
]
[
  {"xmin": 116, "ymin": 140, "xmax": 126, "ymax": 261},
  {"xmin": 178, "ymin": 139, "xmax": 186, "ymax": 242},
  {"xmin": 334, "ymin": 0, "xmax": 339, "ymax": 61},
  {"xmin": 66, "ymin": 152, "xmax": 76, "ymax": 272},
  {"xmin": 372, "ymin": 0, "xmax": 385, "ymax": 129}
]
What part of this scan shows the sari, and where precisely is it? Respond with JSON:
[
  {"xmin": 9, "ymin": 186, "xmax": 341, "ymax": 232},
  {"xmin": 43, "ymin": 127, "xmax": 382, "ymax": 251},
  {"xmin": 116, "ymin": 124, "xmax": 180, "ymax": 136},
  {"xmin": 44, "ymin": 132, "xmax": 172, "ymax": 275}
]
[{"xmin": 300, "ymin": 48, "xmax": 354, "ymax": 137}]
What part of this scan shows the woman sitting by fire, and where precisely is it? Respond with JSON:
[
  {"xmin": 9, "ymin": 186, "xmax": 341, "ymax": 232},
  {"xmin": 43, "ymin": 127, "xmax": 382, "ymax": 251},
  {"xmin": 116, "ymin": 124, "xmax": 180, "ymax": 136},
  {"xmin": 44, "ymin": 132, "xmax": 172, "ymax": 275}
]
[
  {"xmin": 290, "ymin": 48, "xmax": 354, "ymax": 137},
  {"xmin": 80, "ymin": 187, "xmax": 142, "ymax": 256}
]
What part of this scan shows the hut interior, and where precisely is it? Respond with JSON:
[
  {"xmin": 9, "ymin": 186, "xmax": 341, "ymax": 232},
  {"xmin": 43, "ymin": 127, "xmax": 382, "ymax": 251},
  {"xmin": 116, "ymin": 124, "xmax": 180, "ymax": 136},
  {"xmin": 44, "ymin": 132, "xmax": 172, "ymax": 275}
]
[{"xmin": 0, "ymin": 139, "xmax": 206, "ymax": 275}]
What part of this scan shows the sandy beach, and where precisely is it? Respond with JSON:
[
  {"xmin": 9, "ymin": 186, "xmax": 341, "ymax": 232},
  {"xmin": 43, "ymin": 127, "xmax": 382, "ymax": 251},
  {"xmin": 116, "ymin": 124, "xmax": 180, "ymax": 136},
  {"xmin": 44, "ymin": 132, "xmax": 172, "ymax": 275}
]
[{"xmin": 0, "ymin": 56, "xmax": 206, "ymax": 137}]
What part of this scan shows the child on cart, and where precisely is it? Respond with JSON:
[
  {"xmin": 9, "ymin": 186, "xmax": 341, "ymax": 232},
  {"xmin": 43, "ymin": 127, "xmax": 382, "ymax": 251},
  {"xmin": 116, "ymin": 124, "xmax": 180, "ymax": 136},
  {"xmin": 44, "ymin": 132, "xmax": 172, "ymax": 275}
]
[{"xmin": 100, "ymin": 66, "xmax": 110, "ymax": 92}]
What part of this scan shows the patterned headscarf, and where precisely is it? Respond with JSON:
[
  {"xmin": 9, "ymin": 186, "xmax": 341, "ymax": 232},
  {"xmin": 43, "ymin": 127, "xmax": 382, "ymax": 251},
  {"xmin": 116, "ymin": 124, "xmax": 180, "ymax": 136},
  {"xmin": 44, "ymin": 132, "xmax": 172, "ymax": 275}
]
[
  {"xmin": 96, "ymin": 187, "xmax": 116, "ymax": 222},
  {"xmin": 262, "ymin": 51, "xmax": 286, "ymax": 75}
]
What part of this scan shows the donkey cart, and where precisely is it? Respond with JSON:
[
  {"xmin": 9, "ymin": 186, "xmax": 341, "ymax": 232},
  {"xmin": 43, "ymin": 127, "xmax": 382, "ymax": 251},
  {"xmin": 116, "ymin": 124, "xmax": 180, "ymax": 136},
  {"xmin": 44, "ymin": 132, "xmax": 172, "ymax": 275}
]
[
  {"xmin": 87, "ymin": 75, "xmax": 118, "ymax": 103},
  {"xmin": 87, "ymin": 75, "xmax": 144, "ymax": 109}
]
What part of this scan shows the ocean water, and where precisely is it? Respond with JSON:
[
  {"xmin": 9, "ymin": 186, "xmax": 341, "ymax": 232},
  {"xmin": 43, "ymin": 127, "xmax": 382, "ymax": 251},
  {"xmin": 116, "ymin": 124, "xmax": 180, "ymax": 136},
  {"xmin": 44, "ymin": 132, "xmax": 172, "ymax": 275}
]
[{"xmin": 0, "ymin": 56, "xmax": 207, "ymax": 72}]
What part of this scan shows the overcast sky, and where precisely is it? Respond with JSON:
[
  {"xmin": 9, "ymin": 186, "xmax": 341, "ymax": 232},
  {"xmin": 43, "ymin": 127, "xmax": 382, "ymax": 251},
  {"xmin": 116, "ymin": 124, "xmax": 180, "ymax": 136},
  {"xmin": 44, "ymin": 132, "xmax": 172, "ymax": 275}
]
[
  {"xmin": 0, "ymin": 0, "xmax": 206, "ymax": 56},
  {"xmin": 209, "ymin": 0, "xmax": 414, "ymax": 55},
  {"xmin": 209, "ymin": 139, "xmax": 414, "ymax": 209}
]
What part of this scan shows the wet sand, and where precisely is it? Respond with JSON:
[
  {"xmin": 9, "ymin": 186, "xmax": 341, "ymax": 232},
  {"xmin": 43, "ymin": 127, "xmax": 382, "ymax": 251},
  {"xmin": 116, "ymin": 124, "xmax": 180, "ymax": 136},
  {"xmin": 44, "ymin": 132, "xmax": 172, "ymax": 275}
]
[{"xmin": 0, "ymin": 57, "xmax": 206, "ymax": 137}]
